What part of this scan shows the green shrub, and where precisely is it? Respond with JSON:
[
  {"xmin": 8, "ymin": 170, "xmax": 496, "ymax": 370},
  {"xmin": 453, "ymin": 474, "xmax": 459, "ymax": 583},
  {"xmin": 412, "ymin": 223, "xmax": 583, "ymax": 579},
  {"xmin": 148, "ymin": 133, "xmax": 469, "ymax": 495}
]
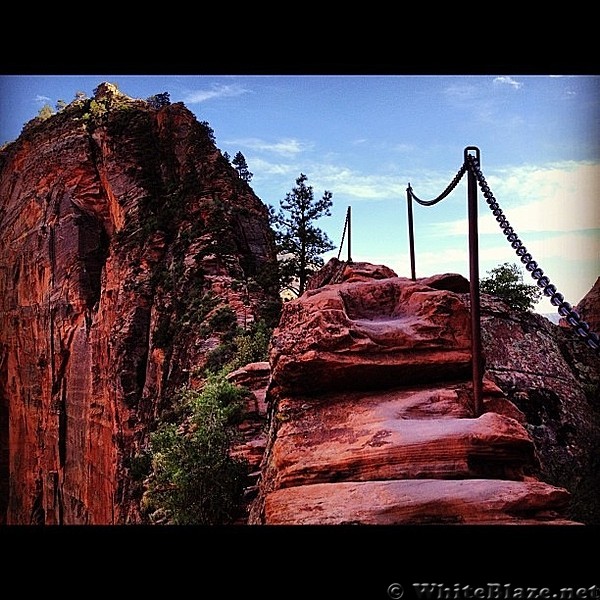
[
  {"xmin": 480, "ymin": 262, "xmax": 542, "ymax": 312},
  {"xmin": 208, "ymin": 306, "xmax": 238, "ymax": 332},
  {"xmin": 128, "ymin": 450, "xmax": 153, "ymax": 482},
  {"xmin": 227, "ymin": 320, "xmax": 272, "ymax": 371},
  {"xmin": 143, "ymin": 376, "xmax": 249, "ymax": 525},
  {"xmin": 204, "ymin": 319, "xmax": 273, "ymax": 375}
]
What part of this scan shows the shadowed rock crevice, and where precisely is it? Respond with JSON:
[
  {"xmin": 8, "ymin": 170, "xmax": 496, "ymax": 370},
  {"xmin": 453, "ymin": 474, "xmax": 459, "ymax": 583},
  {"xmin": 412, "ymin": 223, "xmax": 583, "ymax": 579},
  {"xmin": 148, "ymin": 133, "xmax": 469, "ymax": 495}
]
[{"xmin": 76, "ymin": 209, "xmax": 110, "ymax": 310}]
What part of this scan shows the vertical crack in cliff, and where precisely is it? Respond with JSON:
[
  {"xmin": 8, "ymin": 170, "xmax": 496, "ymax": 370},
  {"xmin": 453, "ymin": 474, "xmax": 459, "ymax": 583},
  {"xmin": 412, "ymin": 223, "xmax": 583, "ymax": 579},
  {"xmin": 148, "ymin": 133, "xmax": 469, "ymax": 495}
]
[
  {"xmin": 120, "ymin": 306, "xmax": 152, "ymax": 406},
  {"xmin": 30, "ymin": 475, "xmax": 45, "ymax": 525},
  {"xmin": 76, "ymin": 209, "xmax": 110, "ymax": 312},
  {"xmin": 58, "ymin": 385, "xmax": 67, "ymax": 468}
]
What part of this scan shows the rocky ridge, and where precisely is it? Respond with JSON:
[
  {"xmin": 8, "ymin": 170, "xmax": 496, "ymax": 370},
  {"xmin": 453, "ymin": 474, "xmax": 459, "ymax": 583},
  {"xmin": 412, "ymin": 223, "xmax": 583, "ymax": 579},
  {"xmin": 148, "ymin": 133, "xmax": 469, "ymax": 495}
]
[
  {"xmin": 0, "ymin": 83, "xmax": 280, "ymax": 524},
  {"xmin": 248, "ymin": 259, "xmax": 598, "ymax": 525}
]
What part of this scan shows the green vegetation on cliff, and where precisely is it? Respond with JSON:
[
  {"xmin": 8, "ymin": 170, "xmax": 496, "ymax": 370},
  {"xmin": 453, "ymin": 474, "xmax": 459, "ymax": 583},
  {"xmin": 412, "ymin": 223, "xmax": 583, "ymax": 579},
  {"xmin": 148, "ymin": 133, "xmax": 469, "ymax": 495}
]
[{"xmin": 141, "ymin": 375, "xmax": 250, "ymax": 525}]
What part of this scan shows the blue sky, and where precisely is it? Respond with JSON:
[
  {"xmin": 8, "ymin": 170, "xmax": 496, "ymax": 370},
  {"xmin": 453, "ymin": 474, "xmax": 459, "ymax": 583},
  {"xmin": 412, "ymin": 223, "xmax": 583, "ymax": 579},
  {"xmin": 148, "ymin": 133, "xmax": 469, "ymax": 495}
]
[{"xmin": 1, "ymin": 74, "xmax": 598, "ymax": 314}]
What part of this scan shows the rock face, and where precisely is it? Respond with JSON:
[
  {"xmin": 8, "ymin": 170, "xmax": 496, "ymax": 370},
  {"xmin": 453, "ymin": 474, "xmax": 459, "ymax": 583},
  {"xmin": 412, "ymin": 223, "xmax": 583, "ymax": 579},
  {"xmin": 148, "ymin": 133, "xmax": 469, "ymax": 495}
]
[
  {"xmin": 249, "ymin": 261, "xmax": 585, "ymax": 525},
  {"xmin": 226, "ymin": 361, "xmax": 271, "ymax": 522},
  {"xmin": 270, "ymin": 263, "xmax": 473, "ymax": 395},
  {"xmin": 480, "ymin": 286, "xmax": 600, "ymax": 524},
  {"xmin": 0, "ymin": 83, "xmax": 279, "ymax": 524},
  {"xmin": 575, "ymin": 277, "xmax": 600, "ymax": 334}
]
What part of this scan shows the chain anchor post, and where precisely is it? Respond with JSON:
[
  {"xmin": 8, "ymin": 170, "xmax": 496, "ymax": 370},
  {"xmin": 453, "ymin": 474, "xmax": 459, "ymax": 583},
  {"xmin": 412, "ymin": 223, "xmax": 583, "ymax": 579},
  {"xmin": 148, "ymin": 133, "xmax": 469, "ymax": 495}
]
[
  {"xmin": 406, "ymin": 184, "xmax": 416, "ymax": 280},
  {"xmin": 347, "ymin": 206, "xmax": 352, "ymax": 263},
  {"xmin": 465, "ymin": 146, "xmax": 484, "ymax": 417}
]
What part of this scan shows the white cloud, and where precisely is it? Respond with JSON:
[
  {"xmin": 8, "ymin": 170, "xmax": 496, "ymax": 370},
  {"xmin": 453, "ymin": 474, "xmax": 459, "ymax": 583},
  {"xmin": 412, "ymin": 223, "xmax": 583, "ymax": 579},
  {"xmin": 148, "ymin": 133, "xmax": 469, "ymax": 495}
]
[
  {"xmin": 410, "ymin": 160, "xmax": 600, "ymax": 310},
  {"xmin": 227, "ymin": 137, "xmax": 312, "ymax": 156},
  {"xmin": 439, "ymin": 161, "xmax": 600, "ymax": 236},
  {"xmin": 247, "ymin": 157, "xmax": 296, "ymax": 176},
  {"xmin": 310, "ymin": 165, "xmax": 406, "ymax": 200},
  {"xmin": 492, "ymin": 76, "xmax": 523, "ymax": 90},
  {"xmin": 247, "ymin": 157, "xmax": 410, "ymax": 201},
  {"xmin": 443, "ymin": 82, "xmax": 480, "ymax": 103},
  {"xmin": 34, "ymin": 94, "xmax": 52, "ymax": 105},
  {"xmin": 182, "ymin": 83, "xmax": 249, "ymax": 104}
]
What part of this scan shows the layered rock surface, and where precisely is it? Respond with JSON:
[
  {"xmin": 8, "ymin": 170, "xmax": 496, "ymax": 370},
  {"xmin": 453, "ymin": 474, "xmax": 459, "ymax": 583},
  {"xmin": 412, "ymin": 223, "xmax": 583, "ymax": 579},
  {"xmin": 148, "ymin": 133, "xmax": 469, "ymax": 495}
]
[
  {"xmin": 0, "ymin": 83, "xmax": 279, "ymax": 524},
  {"xmin": 480, "ymin": 285, "xmax": 600, "ymax": 523},
  {"xmin": 249, "ymin": 260, "xmax": 581, "ymax": 525}
]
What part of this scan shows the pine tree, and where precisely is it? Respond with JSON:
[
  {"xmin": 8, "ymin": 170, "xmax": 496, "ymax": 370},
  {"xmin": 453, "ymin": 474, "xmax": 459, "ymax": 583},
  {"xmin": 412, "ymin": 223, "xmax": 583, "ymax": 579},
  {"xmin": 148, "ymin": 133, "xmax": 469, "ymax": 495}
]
[
  {"xmin": 270, "ymin": 173, "xmax": 335, "ymax": 296},
  {"xmin": 232, "ymin": 151, "xmax": 253, "ymax": 182},
  {"xmin": 146, "ymin": 92, "xmax": 171, "ymax": 109}
]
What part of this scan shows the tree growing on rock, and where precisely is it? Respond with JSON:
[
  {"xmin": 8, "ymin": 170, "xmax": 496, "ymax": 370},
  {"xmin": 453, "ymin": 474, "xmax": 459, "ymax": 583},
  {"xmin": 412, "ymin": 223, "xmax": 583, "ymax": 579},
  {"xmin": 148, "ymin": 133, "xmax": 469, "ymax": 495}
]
[
  {"xmin": 480, "ymin": 262, "xmax": 542, "ymax": 311},
  {"xmin": 269, "ymin": 173, "xmax": 335, "ymax": 297},
  {"xmin": 146, "ymin": 92, "xmax": 171, "ymax": 109},
  {"xmin": 37, "ymin": 104, "xmax": 54, "ymax": 120},
  {"xmin": 232, "ymin": 151, "xmax": 253, "ymax": 182}
]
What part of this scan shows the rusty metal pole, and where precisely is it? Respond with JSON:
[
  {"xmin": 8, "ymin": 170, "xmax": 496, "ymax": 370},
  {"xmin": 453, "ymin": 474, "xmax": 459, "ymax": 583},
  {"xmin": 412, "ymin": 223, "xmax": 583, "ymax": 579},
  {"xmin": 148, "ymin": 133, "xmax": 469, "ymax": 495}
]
[
  {"xmin": 465, "ymin": 147, "xmax": 483, "ymax": 417},
  {"xmin": 407, "ymin": 185, "xmax": 416, "ymax": 280},
  {"xmin": 347, "ymin": 206, "xmax": 352, "ymax": 263}
]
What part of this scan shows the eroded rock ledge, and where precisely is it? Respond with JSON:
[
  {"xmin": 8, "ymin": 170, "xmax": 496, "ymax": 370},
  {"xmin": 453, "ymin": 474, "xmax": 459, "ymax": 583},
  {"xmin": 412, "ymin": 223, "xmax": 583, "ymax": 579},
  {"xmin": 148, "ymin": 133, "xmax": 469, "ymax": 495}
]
[{"xmin": 249, "ymin": 261, "xmax": 584, "ymax": 525}]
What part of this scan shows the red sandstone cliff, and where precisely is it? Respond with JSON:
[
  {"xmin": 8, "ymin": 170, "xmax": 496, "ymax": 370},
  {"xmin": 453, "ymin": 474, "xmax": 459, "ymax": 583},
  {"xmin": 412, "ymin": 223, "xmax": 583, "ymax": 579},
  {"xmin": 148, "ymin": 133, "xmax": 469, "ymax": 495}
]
[
  {"xmin": 0, "ymin": 83, "xmax": 279, "ymax": 524},
  {"xmin": 576, "ymin": 277, "xmax": 600, "ymax": 334}
]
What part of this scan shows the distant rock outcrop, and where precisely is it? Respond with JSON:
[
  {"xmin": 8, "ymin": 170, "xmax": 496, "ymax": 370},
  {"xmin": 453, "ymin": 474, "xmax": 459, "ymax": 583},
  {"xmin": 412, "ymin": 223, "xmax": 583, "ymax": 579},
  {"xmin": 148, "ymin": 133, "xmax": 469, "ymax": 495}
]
[
  {"xmin": 249, "ymin": 261, "xmax": 588, "ymax": 525},
  {"xmin": 0, "ymin": 84, "xmax": 280, "ymax": 524}
]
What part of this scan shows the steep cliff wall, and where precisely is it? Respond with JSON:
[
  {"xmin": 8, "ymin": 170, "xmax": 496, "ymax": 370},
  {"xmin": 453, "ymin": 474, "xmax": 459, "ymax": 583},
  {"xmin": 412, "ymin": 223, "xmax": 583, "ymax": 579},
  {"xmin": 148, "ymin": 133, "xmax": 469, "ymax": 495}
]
[{"xmin": 0, "ymin": 83, "xmax": 279, "ymax": 524}]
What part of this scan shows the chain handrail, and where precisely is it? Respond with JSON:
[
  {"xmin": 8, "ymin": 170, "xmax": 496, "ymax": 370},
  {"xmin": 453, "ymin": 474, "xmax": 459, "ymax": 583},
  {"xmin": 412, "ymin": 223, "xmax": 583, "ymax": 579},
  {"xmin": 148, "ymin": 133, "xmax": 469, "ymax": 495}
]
[
  {"xmin": 464, "ymin": 154, "xmax": 600, "ymax": 355},
  {"xmin": 406, "ymin": 147, "xmax": 599, "ymax": 415},
  {"xmin": 407, "ymin": 163, "xmax": 467, "ymax": 206}
]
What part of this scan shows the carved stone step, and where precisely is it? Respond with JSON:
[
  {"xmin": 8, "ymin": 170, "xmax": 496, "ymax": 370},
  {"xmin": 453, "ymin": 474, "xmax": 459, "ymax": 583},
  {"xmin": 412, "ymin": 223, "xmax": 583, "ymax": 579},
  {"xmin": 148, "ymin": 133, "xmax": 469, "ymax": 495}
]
[{"xmin": 264, "ymin": 479, "xmax": 579, "ymax": 525}]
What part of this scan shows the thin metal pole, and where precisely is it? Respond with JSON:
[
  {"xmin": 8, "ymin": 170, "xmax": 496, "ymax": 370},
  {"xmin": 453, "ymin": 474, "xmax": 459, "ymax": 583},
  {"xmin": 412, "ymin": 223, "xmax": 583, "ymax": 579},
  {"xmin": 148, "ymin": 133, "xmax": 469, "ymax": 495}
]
[
  {"xmin": 347, "ymin": 206, "xmax": 352, "ymax": 263},
  {"xmin": 407, "ymin": 185, "xmax": 416, "ymax": 280},
  {"xmin": 465, "ymin": 147, "xmax": 483, "ymax": 417}
]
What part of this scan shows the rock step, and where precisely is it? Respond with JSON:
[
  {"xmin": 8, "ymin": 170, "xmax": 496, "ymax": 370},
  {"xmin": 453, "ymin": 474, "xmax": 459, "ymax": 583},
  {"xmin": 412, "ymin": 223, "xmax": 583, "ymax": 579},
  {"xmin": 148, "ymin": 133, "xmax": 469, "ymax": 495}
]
[
  {"xmin": 270, "ymin": 410, "xmax": 535, "ymax": 490},
  {"xmin": 264, "ymin": 479, "xmax": 580, "ymax": 525}
]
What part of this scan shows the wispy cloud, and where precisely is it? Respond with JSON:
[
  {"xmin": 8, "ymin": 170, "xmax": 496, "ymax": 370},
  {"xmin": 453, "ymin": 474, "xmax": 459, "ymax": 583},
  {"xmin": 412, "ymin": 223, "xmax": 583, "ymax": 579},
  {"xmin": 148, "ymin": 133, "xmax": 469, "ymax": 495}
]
[
  {"xmin": 227, "ymin": 137, "xmax": 313, "ymax": 156},
  {"xmin": 307, "ymin": 164, "xmax": 406, "ymax": 200},
  {"xmin": 182, "ymin": 83, "xmax": 249, "ymax": 104},
  {"xmin": 443, "ymin": 81, "xmax": 480, "ymax": 105},
  {"xmin": 493, "ymin": 76, "xmax": 523, "ymax": 90},
  {"xmin": 247, "ymin": 157, "xmax": 297, "ymax": 177},
  {"xmin": 34, "ymin": 94, "xmax": 52, "ymax": 105},
  {"xmin": 432, "ymin": 161, "xmax": 600, "ymax": 236}
]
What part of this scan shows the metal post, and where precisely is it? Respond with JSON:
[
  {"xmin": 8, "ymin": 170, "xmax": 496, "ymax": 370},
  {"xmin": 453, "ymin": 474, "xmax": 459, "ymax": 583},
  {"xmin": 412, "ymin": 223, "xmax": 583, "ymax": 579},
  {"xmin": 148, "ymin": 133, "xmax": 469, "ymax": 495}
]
[
  {"xmin": 347, "ymin": 206, "xmax": 352, "ymax": 263},
  {"xmin": 465, "ymin": 146, "xmax": 483, "ymax": 417},
  {"xmin": 407, "ymin": 185, "xmax": 416, "ymax": 280}
]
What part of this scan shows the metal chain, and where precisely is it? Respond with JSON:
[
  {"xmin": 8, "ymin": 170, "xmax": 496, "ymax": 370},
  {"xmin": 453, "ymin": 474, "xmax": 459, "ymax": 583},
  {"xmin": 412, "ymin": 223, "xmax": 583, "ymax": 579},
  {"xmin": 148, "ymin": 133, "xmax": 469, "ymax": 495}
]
[
  {"xmin": 407, "ymin": 163, "xmax": 468, "ymax": 206},
  {"xmin": 465, "ymin": 154, "xmax": 600, "ymax": 356}
]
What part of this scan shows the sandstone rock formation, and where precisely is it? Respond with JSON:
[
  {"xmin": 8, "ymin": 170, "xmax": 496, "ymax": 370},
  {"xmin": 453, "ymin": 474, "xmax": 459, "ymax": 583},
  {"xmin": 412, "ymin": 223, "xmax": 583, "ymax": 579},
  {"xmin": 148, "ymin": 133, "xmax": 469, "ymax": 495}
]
[
  {"xmin": 226, "ymin": 361, "xmax": 271, "ymax": 522},
  {"xmin": 480, "ymin": 285, "xmax": 600, "ymax": 524},
  {"xmin": 575, "ymin": 277, "xmax": 600, "ymax": 334},
  {"xmin": 249, "ymin": 261, "xmax": 586, "ymax": 525},
  {"xmin": 0, "ymin": 83, "xmax": 279, "ymax": 524}
]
